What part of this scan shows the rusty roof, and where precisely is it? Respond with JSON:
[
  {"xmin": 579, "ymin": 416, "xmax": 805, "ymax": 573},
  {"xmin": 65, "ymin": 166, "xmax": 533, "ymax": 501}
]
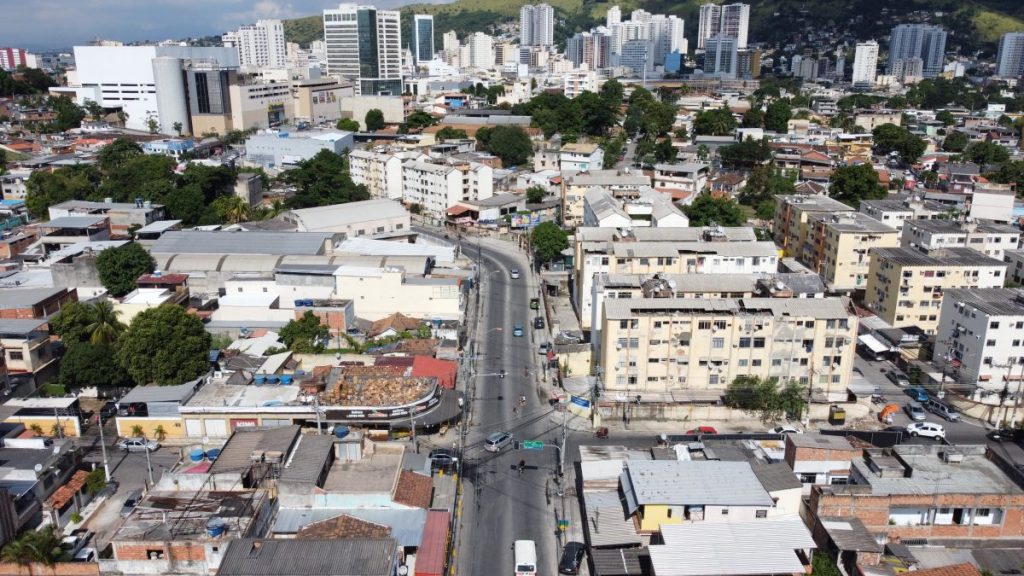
[
  {"xmin": 297, "ymin": 514, "xmax": 391, "ymax": 540},
  {"xmin": 392, "ymin": 470, "xmax": 433, "ymax": 509}
]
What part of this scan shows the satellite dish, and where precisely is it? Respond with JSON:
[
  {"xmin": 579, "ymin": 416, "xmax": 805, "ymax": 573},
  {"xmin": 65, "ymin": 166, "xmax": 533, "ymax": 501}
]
[
  {"xmin": 33, "ymin": 464, "xmax": 42, "ymax": 473},
  {"xmin": 53, "ymin": 446, "xmax": 61, "ymax": 455}
]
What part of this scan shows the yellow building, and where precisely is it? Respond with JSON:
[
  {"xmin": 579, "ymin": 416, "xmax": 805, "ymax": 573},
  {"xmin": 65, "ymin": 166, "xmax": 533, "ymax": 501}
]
[
  {"xmin": 4, "ymin": 397, "xmax": 83, "ymax": 437},
  {"xmin": 801, "ymin": 212, "xmax": 899, "ymax": 291},
  {"xmin": 773, "ymin": 195, "xmax": 854, "ymax": 257},
  {"xmin": 865, "ymin": 247, "xmax": 1008, "ymax": 334},
  {"xmin": 600, "ymin": 297, "xmax": 857, "ymax": 401}
]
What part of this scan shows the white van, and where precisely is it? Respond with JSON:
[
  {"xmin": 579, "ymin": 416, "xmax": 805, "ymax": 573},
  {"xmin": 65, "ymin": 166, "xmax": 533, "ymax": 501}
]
[{"xmin": 514, "ymin": 540, "xmax": 537, "ymax": 576}]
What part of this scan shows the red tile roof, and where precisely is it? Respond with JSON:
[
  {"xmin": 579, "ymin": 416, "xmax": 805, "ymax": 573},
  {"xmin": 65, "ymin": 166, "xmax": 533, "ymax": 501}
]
[
  {"xmin": 907, "ymin": 564, "xmax": 981, "ymax": 576},
  {"xmin": 392, "ymin": 470, "xmax": 433, "ymax": 509},
  {"xmin": 412, "ymin": 356, "xmax": 457, "ymax": 389},
  {"xmin": 416, "ymin": 511, "xmax": 450, "ymax": 576},
  {"xmin": 297, "ymin": 514, "xmax": 391, "ymax": 539},
  {"xmin": 46, "ymin": 470, "xmax": 90, "ymax": 511}
]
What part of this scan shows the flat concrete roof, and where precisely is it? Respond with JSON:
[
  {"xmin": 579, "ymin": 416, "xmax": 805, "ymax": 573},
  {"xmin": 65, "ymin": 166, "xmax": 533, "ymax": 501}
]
[{"xmin": 851, "ymin": 445, "xmax": 1022, "ymax": 496}]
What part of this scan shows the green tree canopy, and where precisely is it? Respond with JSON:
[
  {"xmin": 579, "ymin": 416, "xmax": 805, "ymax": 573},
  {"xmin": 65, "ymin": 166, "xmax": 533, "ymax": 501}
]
[
  {"xmin": 718, "ymin": 137, "xmax": 772, "ymax": 170},
  {"xmin": 764, "ymin": 100, "xmax": 792, "ymax": 132},
  {"xmin": 741, "ymin": 108, "xmax": 764, "ymax": 128},
  {"xmin": 365, "ymin": 109, "xmax": 385, "ymax": 131},
  {"xmin": 942, "ymin": 131, "xmax": 969, "ymax": 152},
  {"xmin": 476, "ymin": 125, "xmax": 533, "ymax": 167},
  {"xmin": 336, "ymin": 118, "xmax": 360, "ymax": 131},
  {"xmin": 117, "ymin": 305, "xmax": 212, "ymax": 385},
  {"xmin": 531, "ymin": 221, "xmax": 568, "ymax": 263},
  {"xmin": 1, "ymin": 524, "xmax": 64, "ymax": 566},
  {"xmin": 935, "ymin": 110, "xmax": 956, "ymax": 126},
  {"xmin": 24, "ymin": 165, "xmax": 100, "ymax": 219},
  {"xmin": 683, "ymin": 194, "xmax": 746, "ymax": 227},
  {"xmin": 436, "ymin": 126, "xmax": 467, "ymax": 140},
  {"xmin": 871, "ymin": 123, "xmax": 926, "ymax": 163},
  {"xmin": 526, "ymin": 185, "xmax": 547, "ymax": 204},
  {"xmin": 654, "ymin": 138, "xmax": 677, "ymax": 164},
  {"xmin": 724, "ymin": 375, "xmax": 807, "ymax": 422},
  {"xmin": 829, "ymin": 164, "xmax": 885, "ymax": 208},
  {"xmin": 738, "ymin": 165, "xmax": 795, "ymax": 217},
  {"xmin": 96, "ymin": 243, "xmax": 156, "ymax": 297},
  {"xmin": 693, "ymin": 108, "xmax": 737, "ymax": 136},
  {"xmin": 988, "ymin": 160, "xmax": 1024, "ymax": 191},
  {"xmin": 961, "ymin": 141, "xmax": 1010, "ymax": 165},
  {"xmin": 97, "ymin": 138, "xmax": 144, "ymax": 172},
  {"xmin": 50, "ymin": 300, "xmax": 97, "ymax": 344},
  {"xmin": 59, "ymin": 342, "xmax": 132, "ymax": 392},
  {"xmin": 281, "ymin": 149, "xmax": 370, "ymax": 208},
  {"xmin": 280, "ymin": 311, "xmax": 329, "ymax": 353},
  {"xmin": 85, "ymin": 300, "xmax": 126, "ymax": 346},
  {"xmin": 405, "ymin": 111, "xmax": 437, "ymax": 131}
]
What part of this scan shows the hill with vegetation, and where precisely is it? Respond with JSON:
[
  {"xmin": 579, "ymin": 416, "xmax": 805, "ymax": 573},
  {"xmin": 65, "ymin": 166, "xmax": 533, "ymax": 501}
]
[{"xmin": 283, "ymin": 0, "xmax": 1024, "ymax": 55}]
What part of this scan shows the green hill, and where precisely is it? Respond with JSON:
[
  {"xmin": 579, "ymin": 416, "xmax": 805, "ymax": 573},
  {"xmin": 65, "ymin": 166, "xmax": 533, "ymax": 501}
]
[{"xmin": 283, "ymin": 0, "xmax": 1024, "ymax": 53}]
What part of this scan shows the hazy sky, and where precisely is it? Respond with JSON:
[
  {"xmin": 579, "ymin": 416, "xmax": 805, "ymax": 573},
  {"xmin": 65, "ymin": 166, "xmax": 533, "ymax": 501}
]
[{"xmin": 7, "ymin": 0, "xmax": 449, "ymax": 51}]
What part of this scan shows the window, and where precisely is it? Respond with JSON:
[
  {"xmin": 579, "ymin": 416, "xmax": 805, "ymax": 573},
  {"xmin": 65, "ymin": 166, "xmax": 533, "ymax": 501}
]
[
  {"xmin": 667, "ymin": 508, "xmax": 673, "ymax": 518},
  {"xmin": 987, "ymin": 339, "xmax": 997, "ymax": 346},
  {"xmin": 772, "ymin": 358, "xmax": 782, "ymax": 367},
  {"xmin": 709, "ymin": 374, "xmax": 719, "ymax": 385},
  {"xmin": 738, "ymin": 359, "xmax": 749, "ymax": 367},
  {"xmin": 755, "ymin": 510, "xmax": 768, "ymax": 519},
  {"xmin": 752, "ymin": 359, "xmax": 762, "ymax": 367},
  {"xmin": 721, "ymin": 508, "xmax": 729, "ymax": 515},
  {"xmin": 8, "ymin": 351, "xmax": 22, "ymax": 361},
  {"xmin": 739, "ymin": 337, "xmax": 751, "ymax": 348},
  {"xmin": 714, "ymin": 320, "xmax": 727, "ymax": 330},
  {"xmin": 712, "ymin": 338, "xmax": 724, "ymax": 349},
  {"xmin": 753, "ymin": 338, "xmax": 766, "ymax": 348},
  {"xmin": 698, "ymin": 321, "xmax": 711, "ymax": 330},
  {"xmin": 798, "ymin": 473, "xmax": 817, "ymax": 483}
]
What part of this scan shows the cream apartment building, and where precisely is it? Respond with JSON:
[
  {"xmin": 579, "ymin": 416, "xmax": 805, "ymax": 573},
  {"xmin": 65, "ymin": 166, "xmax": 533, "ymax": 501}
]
[
  {"xmin": 599, "ymin": 297, "xmax": 857, "ymax": 400},
  {"xmin": 562, "ymin": 170, "xmax": 651, "ymax": 228},
  {"xmin": 574, "ymin": 227, "xmax": 779, "ymax": 332},
  {"xmin": 901, "ymin": 219, "xmax": 1021, "ymax": 260},
  {"xmin": 774, "ymin": 195, "xmax": 855, "ymax": 257},
  {"xmin": 801, "ymin": 213, "xmax": 899, "ymax": 292},
  {"xmin": 402, "ymin": 160, "xmax": 493, "ymax": 221},
  {"xmin": 349, "ymin": 149, "xmax": 403, "ymax": 200},
  {"xmin": 865, "ymin": 247, "xmax": 1007, "ymax": 334}
]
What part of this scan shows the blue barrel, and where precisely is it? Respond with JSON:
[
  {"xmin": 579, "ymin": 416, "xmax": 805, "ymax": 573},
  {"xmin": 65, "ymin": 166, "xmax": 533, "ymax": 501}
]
[
  {"xmin": 189, "ymin": 448, "xmax": 204, "ymax": 462},
  {"xmin": 280, "ymin": 375, "xmax": 293, "ymax": 385},
  {"xmin": 294, "ymin": 299, "xmax": 305, "ymax": 307},
  {"xmin": 206, "ymin": 448, "xmax": 221, "ymax": 461},
  {"xmin": 334, "ymin": 426, "xmax": 350, "ymax": 439},
  {"xmin": 206, "ymin": 518, "xmax": 227, "ymax": 537},
  {"xmin": 267, "ymin": 375, "xmax": 279, "ymax": 384},
  {"xmin": 254, "ymin": 375, "xmax": 266, "ymax": 385}
]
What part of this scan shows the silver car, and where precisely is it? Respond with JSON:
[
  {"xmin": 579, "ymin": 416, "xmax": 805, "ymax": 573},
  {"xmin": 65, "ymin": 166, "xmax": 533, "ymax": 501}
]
[
  {"xmin": 904, "ymin": 402, "xmax": 927, "ymax": 422},
  {"xmin": 485, "ymin": 431, "xmax": 513, "ymax": 452},
  {"xmin": 118, "ymin": 437, "xmax": 160, "ymax": 452}
]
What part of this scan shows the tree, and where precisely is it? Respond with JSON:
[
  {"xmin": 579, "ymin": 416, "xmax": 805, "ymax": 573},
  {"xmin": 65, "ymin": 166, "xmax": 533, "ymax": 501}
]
[
  {"xmin": 335, "ymin": 118, "xmax": 360, "ymax": 131},
  {"xmin": 97, "ymin": 138, "xmax": 144, "ymax": 173},
  {"xmin": 0, "ymin": 149, "xmax": 6, "ymax": 175},
  {"xmin": 49, "ymin": 301, "xmax": 96, "ymax": 344},
  {"xmin": 988, "ymin": 160, "xmax": 1024, "ymax": 191},
  {"xmin": 763, "ymin": 100, "xmax": 792, "ymax": 132},
  {"xmin": 526, "ymin": 186, "xmax": 547, "ymax": 204},
  {"xmin": 961, "ymin": 141, "xmax": 1010, "ymax": 166},
  {"xmin": 741, "ymin": 108, "xmax": 764, "ymax": 128},
  {"xmin": 24, "ymin": 165, "xmax": 100, "ymax": 219},
  {"xmin": 696, "ymin": 145, "xmax": 710, "ymax": 161},
  {"xmin": 935, "ymin": 110, "xmax": 956, "ymax": 126},
  {"xmin": 718, "ymin": 137, "xmax": 772, "ymax": 170},
  {"xmin": 693, "ymin": 108, "xmax": 737, "ymax": 136},
  {"xmin": 84, "ymin": 468, "xmax": 107, "ymax": 495},
  {"xmin": 654, "ymin": 138, "xmax": 677, "ymax": 163},
  {"xmin": 212, "ymin": 195, "xmax": 251, "ymax": 224},
  {"xmin": 1, "ymin": 525, "xmax": 64, "ymax": 567},
  {"xmin": 811, "ymin": 552, "xmax": 843, "ymax": 576},
  {"xmin": 476, "ymin": 125, "xmax": 532, "ymax": 167},
  {"xmin": 117, "ymin": 305, "xmax": 212, "ymax": 385},
  {"xmin": 146, "ymin": 116, "xmax": 159, "ymax": 134},
  {"xmin": 96, "ymin": 243, "xmax": 156, "ymax": 297},
  {"xmin": 436, "ymin": 126, "xmax": 467, "ymax": 140},
  {"xmin": 871, "ymin": 123, "xmax": 926, "ymax": 163},
  {"xmin": 942, "ymin": 131, "xmax": 969, "ymax": 152},
  {"xmin": 85, "ymin": 300, "xmax": 125, "ymax": 346},
  {"xmin": 172, "ymin": 121, "xmax": 183, "ymax": 136},
  {"xmin": 59, "ymin": 342, "xmax": 131, "ymax": 392},
  {"xmin": 48, "ymin": 95, "xmax": 84, "ymax": 131},
  {"xmin": 739, "ymin": 165, "xmax": 795, "ymax": 212},
  {"xmin": 531, "ymin": 222, "xmax": 568, "ymax": 263},
  {"xmin": 682, "ymin": 194, "xmax": 746, "ymax": 227},
  {"xmin": 281, "ymin": 149, "xmax": 370, "ymax": 209},
  {"xmin": 405, "ymin": 111, "xmax": 437, "ymax": 131},
  {"xmin": 829, "ymin": 164, "xmax": 885, "ymax": 208},
  {"xmin": 674, "ymin": 127, "xmax": 689, "ymax": 141},
  {"xmin": 280, "ymin": 311, "xmax": 329, "ymax": 353},
  {"xmin": 365, "ymin": 109, "xmax": 385, "ymax": 131},
  {"xmin": 724, "ymin": 375, "xmax": 807, "ymax": 422}
]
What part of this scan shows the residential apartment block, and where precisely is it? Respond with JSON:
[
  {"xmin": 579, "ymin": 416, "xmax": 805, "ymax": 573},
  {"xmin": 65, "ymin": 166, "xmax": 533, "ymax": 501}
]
[
  {"xmin": 1004, "ymin": 249, "xmax": 1024, "ymax": 285},
  {"xmin": 901, "ymin": 219, "xmax": 1021, "ymax": 260},
  {"xmin": 402, "ymin": 160, "xmax": 493, "ymax": 221},
  {"xmin": 561, "ymin": 170, "xmax": 651, "ymax": 228},
  {"xmin": 800, "ymin": 213, "xmax": 899, "ymax": 292},
  {"xmin": 599, "ymin": 296, "xmax": 857, "ymax": 399},
  {"xmin": 858, "ymin": 196, "xmax": 945, "ymax": 232},
  {"xmin": 582, "ymin": 187, "xmax": 688, "ymax": 229},
  {"xmin": 652, "ymin": 163, "xmax": 710, "ymax": 195},
  {"xmin": 865, "ymin": 247, "xmax": 1007, "ymax": 334},
  {"xmin": 774, "ymin": 195, "xmax": 855, "ymax": 258},
  {"xmin": 575, "ymin": 226, "xmax": 778, "ymax": 332},
  {"xmin": 560, "ymin": 143, "xmax": 605, "ymax": 172},
  {"xmin": 348, "ymin": 149, "xmax": 403, "ymax": 200},
  {"xmin": 936, "ymin": 288, "xmax": 1024, "ymax": 392}
]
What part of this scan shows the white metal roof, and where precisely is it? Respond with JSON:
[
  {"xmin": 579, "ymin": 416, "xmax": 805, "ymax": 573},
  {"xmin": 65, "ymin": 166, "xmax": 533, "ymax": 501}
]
[{"xmin": 622, "ymin": 460, "xmax": 774, "ymax": 507}]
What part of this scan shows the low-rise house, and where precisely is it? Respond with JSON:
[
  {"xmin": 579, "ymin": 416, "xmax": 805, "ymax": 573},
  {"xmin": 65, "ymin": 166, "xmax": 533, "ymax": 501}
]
[
  {"xmin": 0, "ymin": 431, "xmax": 79, "ymax": 538},
  {"xmin": 560, "ymin": 142, "xmax": 604, "ymax": 171},
  {"xmin": 581, "ymin": 187, "xmax": 688, "ymax": 228},
  {"xmin": 0, "ymin": 287, "xmax": 75, "ymax": 320},
  {"xmin": 859, "ymin": 196, "xmax": 946, "ymax": 231},
  {"xmin": 561, "ymin": 170, "xmax": 651, "ymax": 228},
  {"xmin": 785, "ymin": 434, "xmax": 864, "ymax": 493},
  {"xmin": 216, "ymin": 538, "xmax": 399, "ymax": 576},
  {"xmin": 48, "ymin": 199, "xmax": 166, "ymax": 237},
  {"xmin": 652, "ymin": 162, "xmax": 710, "ymax": 195},
  {"xmin": 37, "ymin": 216, "xmax": 111, "ymax": 255},
  {"xmin": 0, "ymin": 319, "xmax": 58, "ymax": 388}
]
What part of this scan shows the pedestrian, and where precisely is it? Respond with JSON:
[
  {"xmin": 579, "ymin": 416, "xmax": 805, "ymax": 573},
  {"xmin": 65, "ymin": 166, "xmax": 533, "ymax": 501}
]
[
  {"xmin": 415, "ymin": 439, "xmax": 420, "ymax": 454},
  {"xmin": 518, "ymin": 460, "xmax": 525, "ymax": 476}
]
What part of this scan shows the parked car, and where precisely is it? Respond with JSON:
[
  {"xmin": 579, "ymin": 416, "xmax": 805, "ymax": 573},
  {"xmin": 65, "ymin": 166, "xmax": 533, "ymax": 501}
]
[
  {"xmin": 99, "ymin": 401, "xmax": 118, "ymax": 420},
  {"xmin": 888, "ymin": 371, "xmax": 911, "ymax": 386},
  {"xmin": 429, "ymin": 448, "xmax": 459, "ymax": 470},
  {"xmin": 510, "ymin": 268, "xmax": 520, "ymax": 279},
  {"xmin": 558, "ymin": 542, "xmax": 586, "ymax": 575},
  {"xmin": 512, "ymin": 324, "xmax": 524, "ymax": 337},
  {"xmin": 687, "ymin": 426, "xmax": 718, "ymax": 435},
  {"xmin": 905, "ymin": 386, "xmax": 930, "ymax": 402},
  {"xmin": 118, "ymin": 437, "xmax": 159, "ymax": 452},
  {"xmin": 538, "ymin": 342, "xmax": 551, "ymax": 355},
  {"xmin": 121, "ymin": 489, "xmax": 142, "ymax": 518},
  {"xmin": 904, "ymin": 402, "xmax": 927, "ymax": 421},
  {"xmin": 767, "ymin": 426, "xmax": 803, "ymax": 435},
  {"xmin": 925, "ymin": 398, "xmax": 960, "ymax": 422},
  {"xmin": 73, "ymin": 548, "xmax": 96, "ymax": 563},
  {"xmin": 485, "ymin": 431, "xmax": 513, "ymax": 453},
  {"xmin": 988, "ymin": 428, "xmax": 1024, "ymax": 442},
  {"xmin": 533, "ymin": 317, "xmax": 544, "ymax": 329},
  {"xmin": 530, "ymin": 298, "xmax": 540, "ymax": 310},
  {"xmin": 906, "ymin": 421, "xmax": 945, "ymax": 440}
]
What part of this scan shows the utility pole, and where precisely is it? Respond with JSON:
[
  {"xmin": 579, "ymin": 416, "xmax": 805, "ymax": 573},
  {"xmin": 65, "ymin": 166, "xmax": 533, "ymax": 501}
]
[
  {"xmin": 558, "ymin": 406, "xmax": 567, "ymax": 478},
  {"xmin": 314, "ymin": 397, "xmax": 323, "ymax": 435},
  {"xmin": 144, "ymin": 440, "xmax": 154, "ymax": 487},
  {"xmin": 97, "ymin": 411, "xmax": 111, "ymax": 481}
]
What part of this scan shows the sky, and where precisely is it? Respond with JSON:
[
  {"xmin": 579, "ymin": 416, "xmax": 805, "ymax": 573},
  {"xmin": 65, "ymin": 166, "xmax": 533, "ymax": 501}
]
[{"xmin": 6, "ymin": 0, "xmax": 450, "ymax": 51}]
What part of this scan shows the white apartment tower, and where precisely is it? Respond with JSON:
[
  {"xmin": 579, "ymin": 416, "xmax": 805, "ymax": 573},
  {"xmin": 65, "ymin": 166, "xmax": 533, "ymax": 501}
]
[
  {"xmin": 442, "ymin": 30, "xmax": 459, "ymax": 52},
  {"xmin": 851, "ymin": 40, "xmax": 879, "ymax": 88},
  {"xmin": 520, "ymin": 4, "xmax": 555, "ymax": 47},
  {"xmin": 697, "ymin": 3, "xmax": 749, "ymax": 50},
  {"xmin": 226, "ymin": 19, "xmax": 287, "ymax": 69},
  {"xmin": 467, "ymin": 32, "xmax": 495, "ymax": 69},
  {"xmin": 323, "ymin": 4, "xmax": 403, "ymax": 95},
  {"xmin": 607, "ymin": 5, "xmax": 622, "ymax": 27},
  {"xmin": 996, "ymin": 32, "xmax": 1024, "ymax": 78},
  {"xmin": 704, "ymin": 34, "xmax": 738, "ymax": 78},
  {"xmin": 887, "ymin": 24, "xmax": 947, "ymax": 78}
]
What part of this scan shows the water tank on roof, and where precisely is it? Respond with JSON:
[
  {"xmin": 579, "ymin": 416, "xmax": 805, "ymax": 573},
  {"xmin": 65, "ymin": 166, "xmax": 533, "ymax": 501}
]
[
  {"xmin": 294, "ymin": 299, "xmax": 305, "ymax": 307},
  {"xmin": 189, "ymin": 448, "xmax": 204, "ymax": 462},
  {"xmin": 267, "ymin": 375, "xmax": 279, "ymax": 384},
  {"xmin": 254, "ymin": 375, "xmax": 267, "ymax": 385},
  {"xmin": 206, "ymin": 448, "xmax": 221, "ymax": 461},
  {"xmin": 280, "ymin": 375, "xmax": 293, "ymax": 385},
  {"xmin": 334, "ymin": 426, "xmax": 350, "ymax": 439},
  {"xmin": 206, "ymin": 518, "xmax": 227, "ymax": 537}
]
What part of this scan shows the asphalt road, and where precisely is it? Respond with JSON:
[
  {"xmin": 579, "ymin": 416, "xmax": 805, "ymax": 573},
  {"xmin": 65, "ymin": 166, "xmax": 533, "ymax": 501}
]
[{"xmin": 456, "ymin": 235, "xmax": 563, "ymax": 576}]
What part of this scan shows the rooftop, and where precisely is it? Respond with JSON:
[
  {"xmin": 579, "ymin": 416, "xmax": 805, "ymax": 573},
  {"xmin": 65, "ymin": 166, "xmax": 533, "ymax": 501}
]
[
  {"xmin": 51, "ymin": 199, "xmax": 163, "ymax": 212},
  {"xmin": 622, "ymin": 460, "xmax": 774, "ymax": 508},
  {"xmin": 323, "ymin": 446, "xmax": 404, "ymax": 494},
  {"xmin": 943, "ymin": 288, "xmax": 1024, "ymax": 317},
  {"xmin": 905, "ymin": 219, "xmax": 1020, "ymax": 235},
  {"xmin": 576, "ymin": 226, "xmax": 757, "ymax": 244},
  {"xmin": 787, "ymin": 434, "xmax": 860, "ymax": 450},
  {"xmin": 207, "ymin": 425, "xmax": 301, "ymax": 475},
  {"xmin": 283, "ymin": 199, "xmax": 408, "ymax": 231},
  {"xmin": 565, "ymin": 169, "xmax": 650, "ymax": 187},
  {"xmin": 777, "ymin": 195, "xmax": 854, "ymax": 212},
  {"xmin": 134, "ymin": 220, "xmax": 182, "ymax": 234},
  {"xmin": 816, "ymin": 212, "xmax": 898, "ymax": 234},
  {"xmin": 114, "ymin": 490, "xmax": 266, "ymax": 542},
  {"xmin": 561, "ymin": 142, "xmax": 600, "ymax": 154},
  {"xmin": 871, "ymin": 247, "xmax": 1007, "ymax": 268},
  {"xmin": 217, "ymin": 538, "xmax": 396, "ymax": 576},
  {"xmin": 604, "ymin": 296, "xmax": 851, "ymax": 321},
  {"xmin": 151, "ymin": 230, "xmax": 335, "ymax": 255},
  {"xmin": 183, "ymin": 375, "xmax": 303, "ymax": 412},
  {"xmin": 272, "ymin": 508, "xmax": 426, "ymax": 547},
  {"xmin": 845, "ymin": 445, "xmax": 1023, "ymax": 496},
  {"xmin": 40, "ymin": 215, "xmax": 107, "ymax": 229}
]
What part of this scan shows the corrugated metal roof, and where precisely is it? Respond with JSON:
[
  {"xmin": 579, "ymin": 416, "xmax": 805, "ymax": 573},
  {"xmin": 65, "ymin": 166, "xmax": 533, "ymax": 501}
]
[
  {"xmin": 280, "ymin": 434, "xmax": 335, "ymax": 484},
  {"xmin": 623, "ymin": 461, "xmax": 774, "ymax": 506},
  {"xmin": 41, "ymin": 215, "xmax": 107, "ymax": 228},
  {"xmin": 0, "ymin": 287, "xmax": 66, "ymax": 309},
  {"xmin": 0, "ymin": 318, "xmax": 48, "ymax": 335},
  {"xmin": 118, "ymin": 377, "xmax": 202, "ymax": 405},
  {"xmin": 217, "ymin": 538, "xmax": 395, "ymax": 576},
  {"xmin": 208, "ymin": 425, "xmax": 301, "ymax": 475},
  {"xmin": 416, "ymin": 510, "xmax": 450, "ymax": 576},
  {"xmin": 151, "ymin": 230, "xmax": 335, "ymax": 255},
  {"xmin": 584, "ymin": 490, "xmax": 643, "ymax": 548},
  {"xmin": 591, "ymin": 547, "xmax": 647, "ymax": 576},
  {"xmin": 648, "ymin": 516, "xmax": 815, "ymax": 576},
  {"xmin": 287, "ymin": 199, "xmax": 408, "ymax": 231},
  {"xmin": 272, "ymin": 508, "xmax": 427, "ymax": 547}
]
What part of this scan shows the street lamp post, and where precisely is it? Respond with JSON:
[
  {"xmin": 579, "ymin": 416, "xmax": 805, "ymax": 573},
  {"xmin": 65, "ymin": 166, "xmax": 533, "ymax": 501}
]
[{"xmin": 97, "ymin": 412, "xmax": 111, "ymax": 482}]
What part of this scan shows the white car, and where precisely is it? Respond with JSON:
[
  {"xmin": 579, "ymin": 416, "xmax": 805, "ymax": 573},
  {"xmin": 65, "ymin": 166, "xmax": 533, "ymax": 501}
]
[
  {"xmin": 510, "ymin": 268, "xmax": 521, "ymax": 279},
  {"xmin": 906, "ymin": 422, "xmax": 945, "ymax": 440},
  {"xmin": 118, "ymin": 437, "xmax": 160, "ymax": 452},
  {"xmin": 767, "ymin": 426, "xmax": 803, "ymax": 435}
]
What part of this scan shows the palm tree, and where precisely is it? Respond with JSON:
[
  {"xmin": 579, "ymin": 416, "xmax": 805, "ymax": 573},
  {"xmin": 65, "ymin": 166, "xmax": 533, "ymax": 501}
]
[
  {"xmin": 130, "ymin": 424, "xmax": 145, "ymax": 438},
  {"xmin": 153, "ymin": 425, "xmax": 167, "ymax": 441},
  {"xmin": 214, "ymin": 196, "xmax": 251, "ymax": 224},
  {"xmin": 85, "ymin": 300, "xmax": 125, "ymax": 346},
  {"xmin": 2, "ymin": 525, "xmax": 65, "ymax": 573},
  {"xmin": 28, "ymin": 424, "xmax": 43, "ymax": 436}
]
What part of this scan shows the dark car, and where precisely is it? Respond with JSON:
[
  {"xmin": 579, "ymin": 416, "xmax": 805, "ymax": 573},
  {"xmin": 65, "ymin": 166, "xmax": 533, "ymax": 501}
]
[
  {"xmin": 428, "ymin": 448, "xmax": 459, "ymax": 470},
  {"xmin": 988, "ymin": 428, "xmax": 1024, "ymax": 443},
  {"xmin": 558, "ymin": 542, "xmax": 586, "ymax": 575},
  {"xmin": 534, "ymin": 317, "xmax": 544, "ymax": 329},
  {"xmin": 905, "ymin": 387, "xmax": 929, "ymax": 402},
  {"xmin": 100, "ymin": 401, "xmax": 118, "ymax": 420}
]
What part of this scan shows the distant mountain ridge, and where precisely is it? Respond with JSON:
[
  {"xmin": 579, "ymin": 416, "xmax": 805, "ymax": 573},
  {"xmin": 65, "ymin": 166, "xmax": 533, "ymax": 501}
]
[{"xmin": 284, "ymin": 0, "xmax": 1024, "ymax": 55}]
